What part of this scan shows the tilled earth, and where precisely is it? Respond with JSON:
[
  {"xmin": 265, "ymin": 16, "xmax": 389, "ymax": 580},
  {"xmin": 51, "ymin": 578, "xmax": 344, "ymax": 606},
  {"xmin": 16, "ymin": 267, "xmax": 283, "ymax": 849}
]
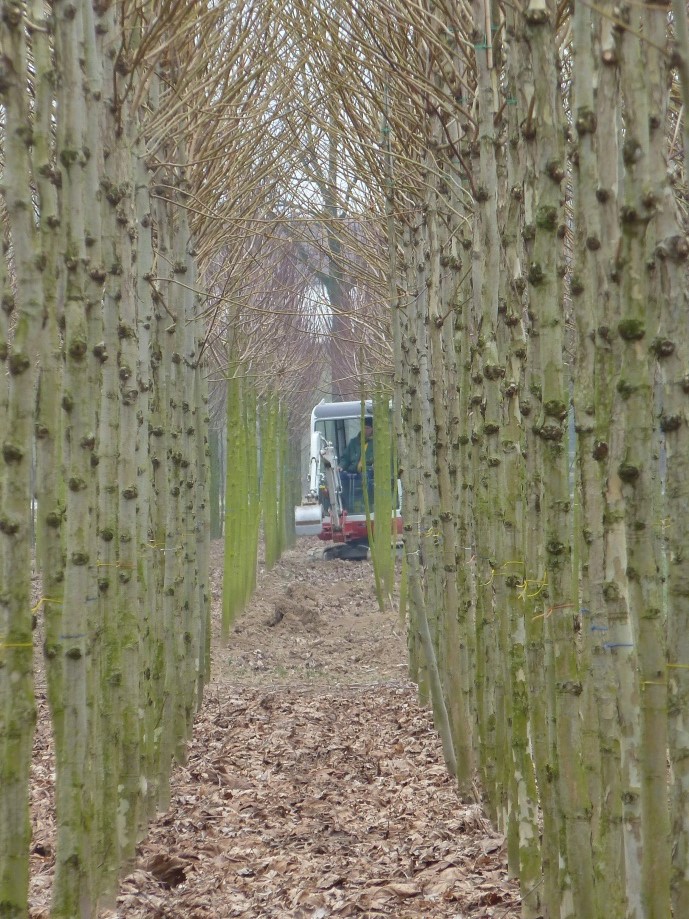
[{"xmin": 29, "ymin": 538, "xmax": 519, "ymax": 918}]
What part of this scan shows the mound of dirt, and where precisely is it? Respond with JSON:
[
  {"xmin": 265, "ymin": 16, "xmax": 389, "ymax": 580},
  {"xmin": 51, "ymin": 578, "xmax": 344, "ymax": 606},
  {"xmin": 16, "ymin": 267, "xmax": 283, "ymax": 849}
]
[
  {"xmin": 214, "ymin": 538, "xmax": 408, "ymax": 687},
  {"xmin": 267, "ymin": 581, "xmax": 325, "ymax": 629}
]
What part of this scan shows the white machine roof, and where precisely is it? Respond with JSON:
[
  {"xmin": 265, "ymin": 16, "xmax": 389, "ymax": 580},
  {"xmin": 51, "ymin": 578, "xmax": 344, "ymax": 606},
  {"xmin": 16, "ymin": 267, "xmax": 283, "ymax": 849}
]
[{"xmin": 312, "ymin": 400, "xmax": 373, "ymax": 422}]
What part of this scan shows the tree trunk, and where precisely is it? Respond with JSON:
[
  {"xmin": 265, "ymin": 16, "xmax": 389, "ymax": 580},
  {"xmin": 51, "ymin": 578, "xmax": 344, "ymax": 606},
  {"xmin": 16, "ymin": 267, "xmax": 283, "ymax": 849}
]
[{"xmin": 0, "ymin": 7, "xmax": 42, "ymax": 915}]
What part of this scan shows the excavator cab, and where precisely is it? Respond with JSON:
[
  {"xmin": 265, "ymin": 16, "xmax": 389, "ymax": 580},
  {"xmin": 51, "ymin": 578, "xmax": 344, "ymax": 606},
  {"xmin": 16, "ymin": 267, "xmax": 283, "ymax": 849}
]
[
  {"xmin": 294, "ymin": 400, "xmax": 402, "ymax": 556},
  {"xmin": 313, "ymin": 414, "xmax": 373, "ymax": 513}
]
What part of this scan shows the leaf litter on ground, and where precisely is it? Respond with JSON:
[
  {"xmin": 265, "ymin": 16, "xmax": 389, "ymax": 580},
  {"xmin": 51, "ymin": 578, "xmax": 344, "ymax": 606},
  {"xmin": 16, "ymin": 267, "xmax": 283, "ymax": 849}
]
[{"xmin": 28, "ymin": 537, "xmax": 520, "ymax": 918}]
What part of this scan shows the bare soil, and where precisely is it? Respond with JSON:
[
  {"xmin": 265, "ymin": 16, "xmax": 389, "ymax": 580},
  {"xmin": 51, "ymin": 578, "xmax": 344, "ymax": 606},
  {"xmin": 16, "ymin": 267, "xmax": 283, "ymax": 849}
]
[{"xmin": 29, "ymin": 537, "xmax": 520, "ymax": 918}]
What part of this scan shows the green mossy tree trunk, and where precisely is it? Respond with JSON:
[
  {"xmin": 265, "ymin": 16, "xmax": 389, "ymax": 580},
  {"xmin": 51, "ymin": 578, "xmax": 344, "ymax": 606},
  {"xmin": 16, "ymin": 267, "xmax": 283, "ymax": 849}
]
[
  {"xmin": 370, "ymin": 386, "xmax": 395, "ymax": 607},
  {"xmin": 519, "ymin": 3, "xmax": 595, "ymax": 915},
  {"xmin": 153, "ymin": 206, "xmax": 179, "ymax": 812},
  {"xmin": 51, "ymin": 0, "xmax": 102, "ymax": 909},
  {"xmin": 470, "ymin": 0, "xmax": 506, "ymax": 825},
  {"xmin": 659, "ymin": 11, "xmax": 689, "ymax": 909},
  {"xmin": 0, "ymin": 7, "xmax": 42, "ymax": 915},
  {"xmin": 426, "ymin": 114, "xmax": 474, "ymax": 800},
  {"xmin": 658, "ymin": 132, "xmax": 689, "ymax": 919},
  {"xmin": 222, "ymin": 361, "xmax": 261, "ymax": 638},
  {"xmin": 499, "ymin": 21, "xmax": 543, "ymax": 906},
  {"xmin": 617, "ymin": 5, "xmax": 671, "ymax": 915},
  {"xmin": 262, "ymin": 389, "xmax": 281, "ymax": 570},
  {"xmin": 209, "ymin": 429, "xmax": 224, "ymax": 538},
  {"xmin": 195, "ymin": 357, "xmax": 212, "ymax": 705},
  {"xmin": 570, "ymin": 3, "xmax": 624, "ymax": 913}
]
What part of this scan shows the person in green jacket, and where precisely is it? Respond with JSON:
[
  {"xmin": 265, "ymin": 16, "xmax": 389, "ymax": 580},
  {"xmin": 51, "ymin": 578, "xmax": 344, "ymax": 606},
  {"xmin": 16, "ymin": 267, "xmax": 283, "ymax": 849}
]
[
  {"xmin": 338, "ymin": 417, "xmax": 374, "ymax": 512},
  {"xmin": 339, "ymin": 417, "xmax": 374, "ymax": 473}
]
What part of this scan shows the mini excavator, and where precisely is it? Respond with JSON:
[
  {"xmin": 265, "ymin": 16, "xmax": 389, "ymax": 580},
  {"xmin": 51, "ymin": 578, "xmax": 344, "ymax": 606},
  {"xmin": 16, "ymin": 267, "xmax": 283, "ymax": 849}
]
[{"xmin": 294, "ymin": 400, "xmax": 403, "ymax": 560}]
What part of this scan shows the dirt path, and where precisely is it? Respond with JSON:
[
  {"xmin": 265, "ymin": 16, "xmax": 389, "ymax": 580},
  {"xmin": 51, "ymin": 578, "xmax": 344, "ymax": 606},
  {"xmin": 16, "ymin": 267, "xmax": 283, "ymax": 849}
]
[{"xmin": 30, "ymin": 539, "xmax": 520, "ymax": 918}]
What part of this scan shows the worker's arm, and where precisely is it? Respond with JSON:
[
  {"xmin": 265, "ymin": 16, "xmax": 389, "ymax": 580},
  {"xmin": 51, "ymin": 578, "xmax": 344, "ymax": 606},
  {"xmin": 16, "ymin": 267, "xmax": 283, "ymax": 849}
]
[{"xmin": 339, "ymin": 438, "xmax": 356, "ymax": 472}]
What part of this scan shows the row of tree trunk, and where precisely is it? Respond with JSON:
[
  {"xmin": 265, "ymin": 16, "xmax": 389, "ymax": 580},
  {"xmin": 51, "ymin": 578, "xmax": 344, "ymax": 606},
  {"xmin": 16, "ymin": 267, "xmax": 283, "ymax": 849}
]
[
  {"xmin": 221, "ymin": 376, "xmax": 299, "ymax": 640},
  {"xmin": 361, "ymin": 1, "xmax": 689, "ymax": 917},
  {"xmin": 1, "ymin": 3, "xmax": 211, "ymax": 916}
]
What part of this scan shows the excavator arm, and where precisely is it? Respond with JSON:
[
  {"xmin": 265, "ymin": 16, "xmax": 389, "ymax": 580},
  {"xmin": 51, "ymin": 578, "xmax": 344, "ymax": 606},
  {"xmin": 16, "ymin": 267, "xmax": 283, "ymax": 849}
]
[{"xmin": 318, "ymin": 438, "xmax": 344, "ymax": 531}]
